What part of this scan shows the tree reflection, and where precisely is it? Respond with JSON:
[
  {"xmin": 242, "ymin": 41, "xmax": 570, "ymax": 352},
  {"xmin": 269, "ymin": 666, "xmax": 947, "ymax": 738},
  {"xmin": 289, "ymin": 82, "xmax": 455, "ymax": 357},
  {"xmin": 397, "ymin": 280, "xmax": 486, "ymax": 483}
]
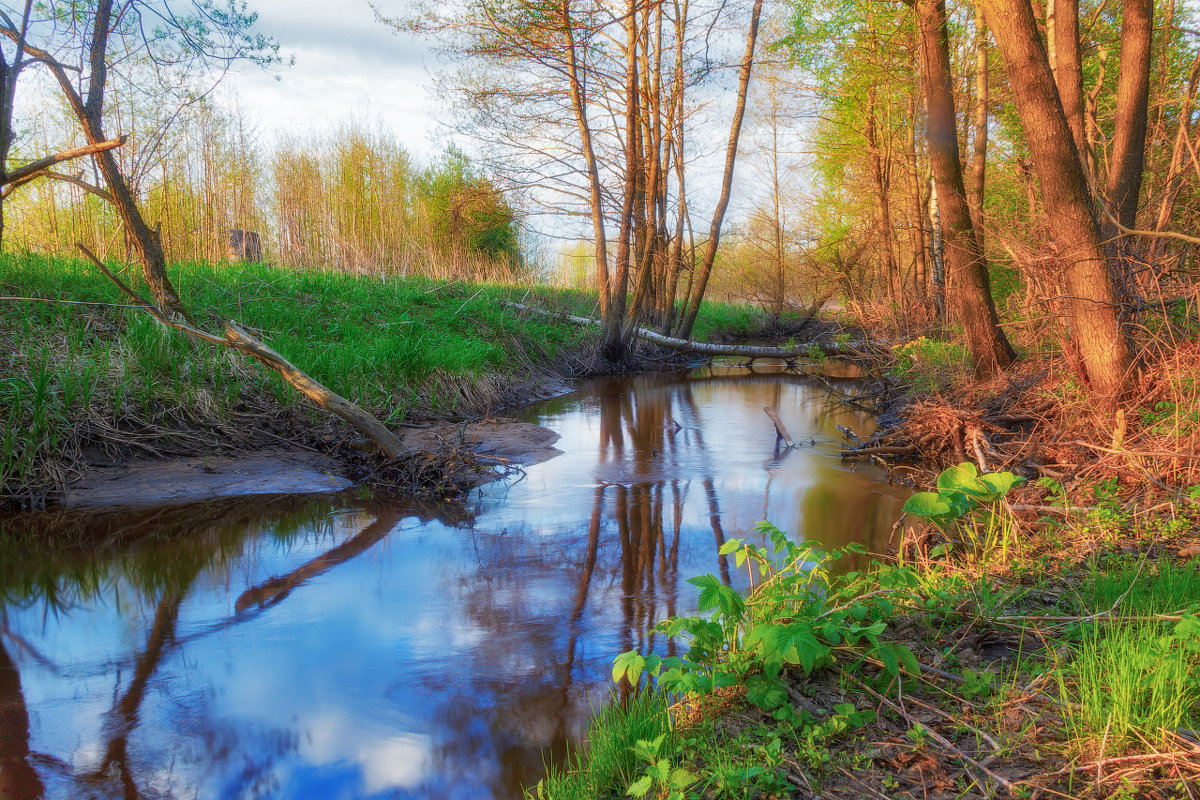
[{"xmin": 0, "ymin": 639, "xmax": 43, "ymax": 800}]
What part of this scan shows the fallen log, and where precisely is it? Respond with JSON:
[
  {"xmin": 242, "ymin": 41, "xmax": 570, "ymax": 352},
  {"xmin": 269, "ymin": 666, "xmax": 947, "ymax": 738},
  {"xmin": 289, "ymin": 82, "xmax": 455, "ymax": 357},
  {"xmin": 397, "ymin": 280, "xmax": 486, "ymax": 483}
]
[
  {"xmin": 502, "ymin": 301, "xmax": 883, "ymax": 360},
  {"xmin": 78, "ymin": 244, "xmax": 405, "ymax": 459}
]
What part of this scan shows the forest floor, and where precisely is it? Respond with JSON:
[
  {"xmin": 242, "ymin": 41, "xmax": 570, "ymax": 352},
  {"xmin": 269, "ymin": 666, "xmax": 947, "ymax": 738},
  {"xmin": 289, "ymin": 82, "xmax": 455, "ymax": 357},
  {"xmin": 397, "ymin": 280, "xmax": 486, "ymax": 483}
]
[{"xmin": 536, "ymin": 300, "xmax": 1200, "ymax": 800}]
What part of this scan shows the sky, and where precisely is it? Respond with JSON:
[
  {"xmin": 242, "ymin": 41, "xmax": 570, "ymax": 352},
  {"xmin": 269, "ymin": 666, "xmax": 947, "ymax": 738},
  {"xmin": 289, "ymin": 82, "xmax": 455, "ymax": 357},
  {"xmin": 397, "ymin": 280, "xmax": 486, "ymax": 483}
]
[{"xmin": 223, "ymin": 0, "xmax": 449, "ymax": 159}]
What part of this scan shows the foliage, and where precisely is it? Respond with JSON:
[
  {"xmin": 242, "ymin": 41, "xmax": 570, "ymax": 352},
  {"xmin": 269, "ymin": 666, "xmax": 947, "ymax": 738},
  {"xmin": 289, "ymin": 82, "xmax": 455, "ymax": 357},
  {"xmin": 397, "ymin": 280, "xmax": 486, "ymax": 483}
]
[
  {"xmin": 901, "ymin": 462, "xmax": 1025, "ymax": 556},
  {"xmin": 613, "ymin": 523, "xmax": 920, "ymax": 717}
]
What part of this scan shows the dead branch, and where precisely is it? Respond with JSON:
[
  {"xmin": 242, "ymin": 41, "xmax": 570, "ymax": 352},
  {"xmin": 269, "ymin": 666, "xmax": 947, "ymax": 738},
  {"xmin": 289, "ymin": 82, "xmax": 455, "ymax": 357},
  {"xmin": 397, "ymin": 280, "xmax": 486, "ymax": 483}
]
[
  {"xmin": 76, "ymin": 243, "xmax": 405, "ymax": 459},
  {"xmin": 2, "ymin": 169, "xmax": 114, "ymax": 202},
  {"xmin": 2, "ymin": 135, "xmax": 126, "ymax": 187},
  {"xmin": 763, "ymin": 406, "xmax": 794, "ymax": 448}
]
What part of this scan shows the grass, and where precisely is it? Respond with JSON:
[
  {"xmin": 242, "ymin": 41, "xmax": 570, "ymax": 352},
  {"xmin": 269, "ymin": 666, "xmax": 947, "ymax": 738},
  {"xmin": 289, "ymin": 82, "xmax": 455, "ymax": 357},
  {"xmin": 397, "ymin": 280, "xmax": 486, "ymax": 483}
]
[
  {"xmin": 530, "ymin": 512, "xmax": 1200, "ymax": 800},
  {"xmin": 528, "ymin": 692, "xmax": 673, "ymax": 800},
  {"xmin": 0, "ymin": 252, "xmax": 771, "ymax": 505}
]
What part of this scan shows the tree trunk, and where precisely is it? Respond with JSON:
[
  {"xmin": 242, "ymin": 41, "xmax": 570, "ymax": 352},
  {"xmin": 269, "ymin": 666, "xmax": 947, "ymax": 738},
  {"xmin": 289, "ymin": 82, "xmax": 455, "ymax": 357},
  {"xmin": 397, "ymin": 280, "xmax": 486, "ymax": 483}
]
[
  {"xmin": 1053, "ymin": 0, "xmax": 1087, "ymax": 171},
  {"xmin": 969, "ymin": 6, "xmax": 988, "ymax": 230},
  {"xmin": 980, "ymin": 0, "xmax": 1134, "ymax": 404},
  {"xmin": 602, "ymin": 0, "xmax": 640, "ymax": 360},
  {"xmin": 675, "ymin": 0, "xmax": 763, "ymax": 339},
  {"xmin": 916, "ymin": 0, "xmax": 1015, "ymax": 377},
  {"xmin": 1103, "ymin": 0, "xmax": 1153, "ymax": 235},
  {"xmin": 561, "ymin": 0, "xmax": 611, "ymax": 318}
]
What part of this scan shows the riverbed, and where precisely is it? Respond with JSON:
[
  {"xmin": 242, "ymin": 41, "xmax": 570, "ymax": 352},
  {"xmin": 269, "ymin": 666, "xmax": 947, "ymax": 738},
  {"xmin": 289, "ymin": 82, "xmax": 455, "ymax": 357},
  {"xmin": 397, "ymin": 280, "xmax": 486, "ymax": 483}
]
[{"xmin": 0, "ymin": 364, "xmax": 906, "ymax": 800}]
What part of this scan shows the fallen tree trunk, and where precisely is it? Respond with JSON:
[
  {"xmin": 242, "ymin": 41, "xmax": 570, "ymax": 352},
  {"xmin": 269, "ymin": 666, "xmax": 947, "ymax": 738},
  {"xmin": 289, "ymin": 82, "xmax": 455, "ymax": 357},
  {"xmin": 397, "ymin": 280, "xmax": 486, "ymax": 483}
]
[
  {"xmin": 503, "ymin": 302, "xmax": 883, "ymax": 360},
  {"xmin": 78, "ymin": 244, "xmax": 405, "ymax": 460}
]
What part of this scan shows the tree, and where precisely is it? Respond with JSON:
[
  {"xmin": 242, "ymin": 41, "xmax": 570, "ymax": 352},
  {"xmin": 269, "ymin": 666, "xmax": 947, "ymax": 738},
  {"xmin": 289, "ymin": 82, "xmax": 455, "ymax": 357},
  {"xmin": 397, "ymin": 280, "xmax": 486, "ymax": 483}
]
[
  {"xmin": 912, "ymin": 0, "xmax": 1014, "ymax": 377},
  {"xmin": 980, "ymin": 0, "xmax": 1134, "ymax": 403},
  {"xmin": 0, "ymin": 0, "xmax": 278, "ymax": 314},
  {"xmin": 392, "ymin": 0, "xmax": 767, "ymax": 359},
  {"xmin": 1102, "ymin": 0, "xmax": 1153, "ymax": 237}
]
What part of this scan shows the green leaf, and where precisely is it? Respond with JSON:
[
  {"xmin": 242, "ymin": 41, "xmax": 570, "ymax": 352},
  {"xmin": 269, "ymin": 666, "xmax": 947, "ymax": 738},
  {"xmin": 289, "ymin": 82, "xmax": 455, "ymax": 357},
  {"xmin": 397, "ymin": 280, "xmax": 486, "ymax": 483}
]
[
  {"xmin": 746, "ymin": 674, "xmax": 787, "ymax": 710},
  {"xmin": 613, "ymin": 651, "xmax": 645, "ymax": 685},
  {"xmin": 902, "ymin": 491, "xmax": 951, "ymax": 519},
  {"xmin": 718, "ymin": 538, "xmax": 742, "ymax": 555},
  {"xmin": 626, "ymin": 775, "xmax": 653, "ymax": 797},
  {"xmin": 979, "ymin": 471, "xmax": 1025, "ymax": 500},
  {"xmin": 669, "ymin": 768, "xmax": 698, "ymax": 789}
]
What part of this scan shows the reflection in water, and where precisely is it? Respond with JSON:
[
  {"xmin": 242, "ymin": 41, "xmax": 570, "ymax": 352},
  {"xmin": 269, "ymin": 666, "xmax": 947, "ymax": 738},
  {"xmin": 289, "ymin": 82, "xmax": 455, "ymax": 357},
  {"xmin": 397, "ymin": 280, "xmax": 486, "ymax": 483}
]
[{"xmin": 0, "ymin": 366, "xmax": 905, "ymax": 799}]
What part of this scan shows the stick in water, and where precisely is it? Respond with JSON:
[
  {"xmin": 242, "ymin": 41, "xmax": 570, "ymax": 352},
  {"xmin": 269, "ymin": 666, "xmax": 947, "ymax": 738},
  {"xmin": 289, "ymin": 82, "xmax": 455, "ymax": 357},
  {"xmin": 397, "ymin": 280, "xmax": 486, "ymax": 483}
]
[{"xmin": 763, "ymin": 407, "xmax": 794, "ymax": 448}]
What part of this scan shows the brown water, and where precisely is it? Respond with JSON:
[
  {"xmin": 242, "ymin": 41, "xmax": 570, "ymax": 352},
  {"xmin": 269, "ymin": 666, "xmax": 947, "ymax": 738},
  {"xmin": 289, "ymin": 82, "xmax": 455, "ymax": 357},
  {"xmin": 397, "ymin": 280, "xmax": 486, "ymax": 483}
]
[{"xmin": 0, "ymin": 365, "xmax": 905, "ymax": 800}]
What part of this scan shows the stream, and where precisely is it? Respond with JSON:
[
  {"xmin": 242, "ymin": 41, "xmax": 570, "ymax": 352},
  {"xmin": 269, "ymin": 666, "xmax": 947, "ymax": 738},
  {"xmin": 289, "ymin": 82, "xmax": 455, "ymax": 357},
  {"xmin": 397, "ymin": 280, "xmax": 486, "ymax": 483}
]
[{"xmin": 0, "ymin": 364, "xmax": 906, "ymax": 800}]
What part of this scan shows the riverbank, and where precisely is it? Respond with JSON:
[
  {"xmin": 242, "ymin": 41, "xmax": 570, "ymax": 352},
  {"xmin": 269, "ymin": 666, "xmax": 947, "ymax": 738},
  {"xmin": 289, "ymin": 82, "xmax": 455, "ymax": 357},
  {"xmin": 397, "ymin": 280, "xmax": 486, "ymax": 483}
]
[
  {"xmin": 0, "ymin": 253, "xmax": 789, "ymax": 509},
  {"xmin": 532, "ymin": 331, "xmax": 1200, "ymax": 799}
]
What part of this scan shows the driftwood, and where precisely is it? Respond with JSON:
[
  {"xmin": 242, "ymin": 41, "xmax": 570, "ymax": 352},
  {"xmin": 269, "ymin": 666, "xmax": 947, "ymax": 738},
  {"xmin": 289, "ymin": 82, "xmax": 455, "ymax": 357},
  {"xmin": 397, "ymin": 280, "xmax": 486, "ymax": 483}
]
[
  {"xmin": 763, "ymin": 406, "xmax": 794, "ymax": 448},
  {"xmin": 77, "ymin": 244, "xmax": 405, "ymax": 459},
  {"xmin": 502, "ymin": 301, "xmax": 881, "ymax": 359}
]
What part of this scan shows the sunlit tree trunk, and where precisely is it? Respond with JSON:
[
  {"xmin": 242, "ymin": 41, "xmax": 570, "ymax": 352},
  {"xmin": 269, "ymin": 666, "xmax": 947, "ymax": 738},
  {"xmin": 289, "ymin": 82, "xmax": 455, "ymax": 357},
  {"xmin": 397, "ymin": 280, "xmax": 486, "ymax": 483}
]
[
  {"xmin": 980, "ymin": 0, "xmax": 1134, "ymax": 403},
  {"xmin": 968, "ymin": 6, "xmax": 988, "ymax": 231},
  {"xmin": 1053, "ymin": 0, "xmax": 1087, "ymax": 173},
  {"xmin": 916, "ymin": 0, "xmax": 1015, "ymax": 377},
  {"xmin": 1103, "ymin": 0, "xmax": 1153, "ymax": 236}
]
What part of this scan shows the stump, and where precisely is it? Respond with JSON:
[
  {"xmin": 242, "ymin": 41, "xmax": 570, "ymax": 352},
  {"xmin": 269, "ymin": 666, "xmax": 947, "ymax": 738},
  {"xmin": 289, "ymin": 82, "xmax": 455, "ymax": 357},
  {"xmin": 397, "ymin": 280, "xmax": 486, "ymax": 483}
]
[{"xmin": 228, "ymin": 229, "xmax": 263, "ymax": 262}]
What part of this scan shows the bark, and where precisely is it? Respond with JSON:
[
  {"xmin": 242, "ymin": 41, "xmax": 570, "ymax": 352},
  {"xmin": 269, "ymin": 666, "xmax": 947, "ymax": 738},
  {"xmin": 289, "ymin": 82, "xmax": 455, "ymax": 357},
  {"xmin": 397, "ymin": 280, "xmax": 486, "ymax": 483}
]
[
  {"xmin": 602, "ymin": 0, "xmax": 641, "ymax": 360},
  {"xmin": 917, "ymin": 0, "xmax": 1015, "ymax": 377},
  {"xmin": 928, "ymin": 177, "xmax": 947, "ymax": 317},
  {"xmin": 969, "ymin": 6, "xmax": 988, "ymax": 229},
  {"xmin": 675, "ymin": 0, "xmax": 764, "ymax": 339},
  {"xmin": 1103, "ymin": 0, "xmax": 1153, "ymax": 235},
  {"xmin": 0, "ymin": 0, "xmax": 33, "ymax": 248},
  {"xmin": 1053, "ymin": 0, "xmax": 1087, "ymax": 170},
  {"xmin": 561, "ymin": 1, "xmax": 611, "ymax": 316},
  {"xmin": 867, "ymin": 94, "xmax": 900, "ymax": 301},
  {"xmin": 907, "ymin": 48, "xmax": 929, "ymax": 299},
  {"xmin": 980, "ymin": 0, "xmax": 1134, "ymax": 403},
  {"xmin": 1, "ymin": 135, "xmax": 126, "ymax": 186}
]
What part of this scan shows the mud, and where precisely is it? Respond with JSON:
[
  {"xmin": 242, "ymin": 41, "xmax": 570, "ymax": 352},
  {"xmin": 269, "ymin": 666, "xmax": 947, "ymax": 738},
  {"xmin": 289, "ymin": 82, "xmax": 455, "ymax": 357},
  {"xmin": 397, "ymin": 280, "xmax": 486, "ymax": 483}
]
[{"xmin": 62, "ymin": 421, "xmax": 562, "ymax": 508}]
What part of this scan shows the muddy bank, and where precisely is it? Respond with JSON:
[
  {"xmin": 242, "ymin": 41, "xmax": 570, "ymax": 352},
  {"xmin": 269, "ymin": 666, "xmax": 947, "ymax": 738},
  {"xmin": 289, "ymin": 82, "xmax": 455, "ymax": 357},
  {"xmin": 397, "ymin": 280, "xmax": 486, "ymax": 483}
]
[{"xmin": 62, "ymin": 419, "xmax": 562, "ymax": 509}]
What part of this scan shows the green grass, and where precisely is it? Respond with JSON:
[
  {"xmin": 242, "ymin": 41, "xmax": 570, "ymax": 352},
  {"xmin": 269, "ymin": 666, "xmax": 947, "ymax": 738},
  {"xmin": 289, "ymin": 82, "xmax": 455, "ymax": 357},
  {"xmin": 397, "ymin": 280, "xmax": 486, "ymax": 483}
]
[
  {"xmin": 530, "ymin": 692, "xmax": 673, "ymax": 800},
  {"xmin": 0, "ymin": 252, "xmax": 771, "ymax": 504},
  {"xmin": 1055, "ymin": 557, "xmax": 1200, "ymax": 753}
]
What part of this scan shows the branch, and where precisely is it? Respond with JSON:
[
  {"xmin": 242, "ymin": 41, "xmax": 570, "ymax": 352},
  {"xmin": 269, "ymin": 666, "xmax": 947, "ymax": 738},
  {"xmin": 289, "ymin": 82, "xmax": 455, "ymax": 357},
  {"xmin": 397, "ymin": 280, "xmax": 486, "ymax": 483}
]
[
  {"xmin": 75, "ymin": 243, "xmax": 406, "ymax": 460},
  {"xmin": 503, "ymin": 301, "xmax": 883, "ymax": 359},
  {"xmin": 1100, "ymin": 197, "xmax": 1200, "ymax": 246},
  {"xmin": 1, "ymin": 169, "xmax": 115, "ymax": 202},
  {"xmin": 2, "ymin": 136, "xmax": 127, "ymax": 186}
]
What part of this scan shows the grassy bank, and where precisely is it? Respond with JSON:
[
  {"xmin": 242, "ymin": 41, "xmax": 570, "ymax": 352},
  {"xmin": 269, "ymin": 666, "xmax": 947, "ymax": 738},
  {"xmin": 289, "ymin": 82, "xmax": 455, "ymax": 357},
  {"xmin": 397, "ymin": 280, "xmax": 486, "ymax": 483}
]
[{"xmin": 0, "ymin": 252, "xmax": 775, "ymax": 506}]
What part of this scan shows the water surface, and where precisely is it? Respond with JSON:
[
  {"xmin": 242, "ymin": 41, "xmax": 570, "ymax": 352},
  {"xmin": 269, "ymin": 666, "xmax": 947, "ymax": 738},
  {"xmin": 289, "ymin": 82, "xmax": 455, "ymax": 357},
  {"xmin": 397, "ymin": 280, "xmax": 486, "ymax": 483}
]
[{"xmin": 0, "ymin": 365, "xmax": 905, "ymax": 799}]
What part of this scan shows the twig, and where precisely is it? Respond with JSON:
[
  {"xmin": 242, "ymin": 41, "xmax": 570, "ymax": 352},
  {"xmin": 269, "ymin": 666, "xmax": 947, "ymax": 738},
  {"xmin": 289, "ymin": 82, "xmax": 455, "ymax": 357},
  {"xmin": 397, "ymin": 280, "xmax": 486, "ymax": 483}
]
[{"xmin": 844, "ymin": 672, "xmax": 1017, "ymax": 794}]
